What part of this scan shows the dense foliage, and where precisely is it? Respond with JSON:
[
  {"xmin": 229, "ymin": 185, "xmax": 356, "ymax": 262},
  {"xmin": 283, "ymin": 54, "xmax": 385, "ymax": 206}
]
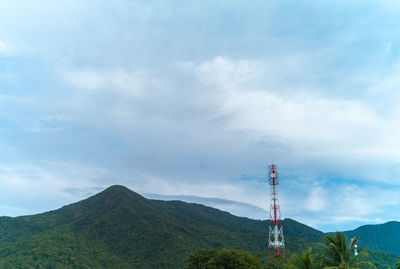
[
  {"xmin": 189, "ymin": 233, "xmax": 378, "ymax": 269},
  {"xmin": 319, "ymin": 232, "xmax": 376, "ymax": 269},
  {"xmin": 188, "ymin": 249, "xmax": 264, "ymax": 269},
  {"xmin": 188, "ymin": 250, "xmax": 289, "ymax": 269},
  {"xmin": 285, "ymin": 248, "xmax": 315, "ymax": 269},
  {"xmin": 344, "ymin": 222, "xmax": 400, "ymax": 256}
]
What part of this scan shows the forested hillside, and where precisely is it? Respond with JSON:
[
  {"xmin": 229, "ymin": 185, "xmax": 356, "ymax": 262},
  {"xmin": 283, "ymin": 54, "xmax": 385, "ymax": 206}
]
[
  {"xmin": 0, "ymin": 185, "xmax": 396, "ymax": 268},
  {"xmin": 344, "ymin": 221, "xmax": 400, "ymax": 256}
]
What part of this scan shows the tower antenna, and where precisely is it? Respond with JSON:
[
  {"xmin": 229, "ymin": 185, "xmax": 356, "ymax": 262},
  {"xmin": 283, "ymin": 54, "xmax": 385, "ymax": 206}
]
[
  {"xmin": 267, "ymin": 163, "xmax": 286, "ymax": 260},
  {"xmin": 354, "ymin": 242, "xmax": 358, "ymax": 256}
]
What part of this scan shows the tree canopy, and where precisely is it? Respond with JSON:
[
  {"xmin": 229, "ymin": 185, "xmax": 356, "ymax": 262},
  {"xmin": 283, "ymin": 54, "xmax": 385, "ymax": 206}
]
[
  {"xmin": 188, "ymin": 232, "xmax": 381, "ymax": 269},
  {"xmin": 319, "ymin": 232, "xmax": 376, "ymax": 269},
  {"xmin": 188, "ymin": 249, "xmax": 263, "ymax": 269}
]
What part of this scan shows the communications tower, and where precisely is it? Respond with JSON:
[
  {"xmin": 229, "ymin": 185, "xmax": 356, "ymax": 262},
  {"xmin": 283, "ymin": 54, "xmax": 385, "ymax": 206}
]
[{"xmin": 267, "ymin": 164, "xmax": 286, "ymax": 260}]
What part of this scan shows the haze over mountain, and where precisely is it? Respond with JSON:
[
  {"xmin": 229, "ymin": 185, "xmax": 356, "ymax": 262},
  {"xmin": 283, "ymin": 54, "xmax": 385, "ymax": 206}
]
[{"xmin": 143, "ymin": 193, "xmax": 269, "ymax": 220}]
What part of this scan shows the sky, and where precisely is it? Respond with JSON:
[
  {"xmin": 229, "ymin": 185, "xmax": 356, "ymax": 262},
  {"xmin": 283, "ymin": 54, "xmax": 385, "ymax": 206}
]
[{"xmin": 1, "ymin": 0, "xmax": 400, "ymax": 232}]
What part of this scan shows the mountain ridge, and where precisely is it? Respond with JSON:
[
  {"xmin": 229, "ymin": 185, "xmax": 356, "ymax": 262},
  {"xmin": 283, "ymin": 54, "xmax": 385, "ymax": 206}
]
[
  {"xmin": 0, "ymin": 185, "xmax": 396, "ymax": 268},
  {"xmin": 344, "ymin": 220, "xmax": 400, "ymax": 256}
]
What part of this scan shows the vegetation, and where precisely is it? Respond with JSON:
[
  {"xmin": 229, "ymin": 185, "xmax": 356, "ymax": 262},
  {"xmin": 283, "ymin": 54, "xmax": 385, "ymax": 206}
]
[
  {"xmin": 285, "ymin": 248, "xmax": 315, "ymax": 269},
  {"xmin": 344, "ymin": 222, "xmax": 400, "ymax": 256},
  {"xmin": 285, "ymin": 233, "xmax": 381, "ymax": 269},
  {"xmin": 0, "ymin": 185, "xmax": 395, "ymax": 268},
  {"xmin": 358, "ymin": 248, "xmax": 399, "ymax": 269},
  {"xmin": 188, "ymin": 249, "xmax": 263, "ymax": 269},
  {"xmin": 319, "ymin": 232, "xmax": 376, "ymax": 269},
  {"xmin": 266, "ymin": 255, "xmax": 287, "ymax": 269},
  {"xmin": 188, "ymin": 250, "xmax": 289, "ymax": 269},
  {"xmin": 0, "ymin": 186, "xmax": 321, "ymax": 268},
  {"xmin": 190, "ymin": 233, "xmax": 381, "ymax": 269}
]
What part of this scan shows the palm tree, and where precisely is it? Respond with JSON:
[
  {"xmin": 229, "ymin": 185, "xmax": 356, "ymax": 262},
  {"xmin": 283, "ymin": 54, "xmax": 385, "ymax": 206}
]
[
  {"xmin": 285, "ymin": 247, "xmax": 315, "ymax": 269},
  {"xmin": 320, "ymin": 232, "xmax": 376, "ymax": 269},
  {"xmin": 396, "ymin": 261, "xmax": 400, "ymax": 269}
]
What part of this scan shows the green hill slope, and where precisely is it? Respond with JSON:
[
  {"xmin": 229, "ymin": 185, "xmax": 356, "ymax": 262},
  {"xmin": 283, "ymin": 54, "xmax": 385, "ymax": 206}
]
[
  {"xmin": 0, "ymin": 185, "xmax": 396, "ymax": 268},
  {"xmin": 282, "ymin": 218, "xmax": 324, "ymax": 243},
  {"xmin": 344, "ymin": 221, "xmax": 400, "ymax": 256},
  {"xmin": 0, "ymin": 186, "xmax": 305, "ymax": 268}
]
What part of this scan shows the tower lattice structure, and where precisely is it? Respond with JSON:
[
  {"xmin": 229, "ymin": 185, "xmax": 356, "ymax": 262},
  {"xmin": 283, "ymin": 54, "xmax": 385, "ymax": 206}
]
[{"xmin": 267, "ymin": 164, "xmax": 286, "ymax": 260}]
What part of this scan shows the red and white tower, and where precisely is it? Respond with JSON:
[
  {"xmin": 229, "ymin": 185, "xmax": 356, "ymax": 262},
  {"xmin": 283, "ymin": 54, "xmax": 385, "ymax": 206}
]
[{"xmin": 268, "ymin": 164, "xmax": 286, "ymax": 260}]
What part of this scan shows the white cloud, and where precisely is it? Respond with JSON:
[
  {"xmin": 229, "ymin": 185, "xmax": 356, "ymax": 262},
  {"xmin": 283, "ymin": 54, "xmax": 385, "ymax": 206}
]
[
  {"xmin": 0, "ymin": 40, "xmax": 10, "ymax": 54},
  {"xmin": 178, "ymin": 56, "xmax": 400, "ymax": 183},
  {"xmin": 186, "ymin": 56, "xmax": 262, "ymax": 90},
  {"xmin": 0, "ymin": 205, "xmax": 29, "ymax": 217},
  {"xmin": 64, "ymin": 68, "xmax": 151, "ymax": 97},
  {"xmin": 54, "ymin": 56, "xmax": 400, "ymax": 231},
  {"xmin": 304, "ymin": 186, "xmax": 327, "ymax": 212},
  {"xmin": 2, "ymin": 0, "xmax": 400, "ymax": 231},
  {"xmin": 0, "ymin": 161, "xmax": 109, "ymax": 216},
  {"xmin": 25, "ymin": 114, "xmax": 73, "ymax": 133},
  {"xmin": 287, "ymin": 181, "xmax": 400, "ymax": 231},
  {"xmin": 135, "ymin": 173, "xmax": 245, "ymax": 201},
  {"xmin": 65, "ymin": 69, "xmax": 105, "ymax": 90},
  {"xmin": 144, "ymin": 193, "xmax": 269, "ymax": 220}
]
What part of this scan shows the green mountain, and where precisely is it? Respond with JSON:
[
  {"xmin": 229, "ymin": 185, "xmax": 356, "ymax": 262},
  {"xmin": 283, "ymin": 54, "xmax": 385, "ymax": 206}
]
[
  {"xmin": 0, "ymin": 185, "xmax": 396, "ymax": 268},
  {"xmin": 282, "ymin": 218, "xmax": 323, "ymax": 243},
  {"xmin": 0, "ymin": 185, "xmax": 304, "ymax": 268},
  {"xmin": 344, "ymin": 221, "xmax": 400, "ymax": 256}
]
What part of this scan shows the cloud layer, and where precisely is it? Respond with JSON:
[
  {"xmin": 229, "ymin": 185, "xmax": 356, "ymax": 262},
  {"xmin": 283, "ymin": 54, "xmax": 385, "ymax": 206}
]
[{"xmin": 1, "ymin": 0, "xmax": 400, "ymax": 231}]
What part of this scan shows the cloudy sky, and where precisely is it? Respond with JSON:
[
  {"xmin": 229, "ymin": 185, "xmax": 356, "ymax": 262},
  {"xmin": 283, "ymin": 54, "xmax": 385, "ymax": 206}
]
[{"xmin": 1, "ymin": 0, "xmax": 400, "ymax": 231}]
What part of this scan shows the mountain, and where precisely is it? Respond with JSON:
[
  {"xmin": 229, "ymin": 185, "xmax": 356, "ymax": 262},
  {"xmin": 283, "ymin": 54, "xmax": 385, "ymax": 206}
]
[
  {"xmin": 143, "ymin": 193, "xmax": 269, "ymax": 220},
  {"xmin": 344, "ymin": 221, "xmax": 400, "ymax": 256},
  {"xmin": 143, "ymin": 194, "xmax": 325, "ymax": 242},
  {"xmin": 282, "ymin": 218, "xmax": 324, "ymax": 243},
  {"xmin": 0, "ymin": 185, "xmax": 396, "ymax": 268},
  {"xmin": 0, "ymin": 185, "xmax": 306, "ymax": 268}
]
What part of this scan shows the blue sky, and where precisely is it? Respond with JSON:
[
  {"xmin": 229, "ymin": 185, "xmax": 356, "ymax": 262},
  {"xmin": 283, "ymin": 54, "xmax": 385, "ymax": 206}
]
[{"xmin": 1, "ymin": 0, "xmax": 400, "ymax": 232}]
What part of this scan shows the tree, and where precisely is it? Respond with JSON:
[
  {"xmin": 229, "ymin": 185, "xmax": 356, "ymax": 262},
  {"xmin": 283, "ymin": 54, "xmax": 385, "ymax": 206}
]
[
  {"xmin": 266, "ymin": 254, "xmax": 287, "ymax": 269},
  {"xmin": 320, "ymin": 232, "xmax": 376, "ymax": 269},
  {"xmin": 188, "ymin": 250, "xmax": 218, "ymax": 269},
  {"xmin": 396, "ymin": 261, "xmax": 400, "ymax": 269},
  {"xmin": 285, "ymin": 248, "xmax": 316, "ymax": 269},
  {"xmin": 188, "ymin": 249, "xmax": 263, "ymax": 269}
]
